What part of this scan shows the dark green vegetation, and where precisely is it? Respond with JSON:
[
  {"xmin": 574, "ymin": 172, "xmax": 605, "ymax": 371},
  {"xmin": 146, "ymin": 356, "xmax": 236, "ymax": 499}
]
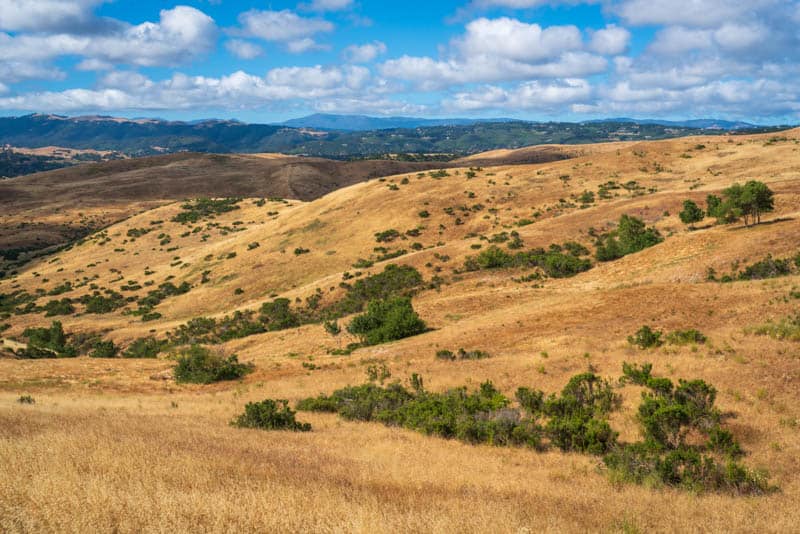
[
  {"xmin": 89, "ymin": 340, "xmax": 119, "ymax": 358},
  {"xmin": 167, "ymin": 264, "xmax": 425, "ymax": 346},
  {"xmin": 595, "ymin": 215, "xmax": 663, "ymax": 262},
  {"xmin": 18, "ymin": 321, "xmax": 77, "ymax": 358},
  {"xmin": 0, "ymin": 115, "xmax": 765, "ymax": 159},
  {"xmin": 706, "ymin": 181, "xmax": 774, "ymax": 227},
  {"xmin": 299, "ymin": 364, "xmax": 770, "ymax": 494},
  {"xmin": 679, "ymin": 200, "xmax": 705, "ymax": 229},
  {"xmin": 122, "ymin": 337, "xmax": 165, "ymax": 359},
  {"xmin": 708, "ymin": 252, "xmax": 800, "ymax": 282},
  {"xmin": 172, "ymin": 198, "xmax": 241, "ymax": 224},
  {"xmin": 604, "ymin": 363, "xmax": 771, "ymax": 495},
  {"xmin": 0, "ymin": 148, "xmax": 73, "ymax": 178},
  {"xmin": 628, "ymin": 326, "xmax": 707, "ymax": 348},
  {"xmin": 464, "ymin": 242, "xmax": 592, "ymax": 278},
  {"xmin": 436, "ymin": 348, "xmax": 491, "ymax": 361},
  {"xmin": 231, "ymin": 399, "xmax": 311, "ymax": 431},
  {"xmin": 347, "ymin": 297, "xmax": 427, "ymax": 346},
  {"xmin": 173, "ymin": 345, "xmax": 254, "ymax": 384}
]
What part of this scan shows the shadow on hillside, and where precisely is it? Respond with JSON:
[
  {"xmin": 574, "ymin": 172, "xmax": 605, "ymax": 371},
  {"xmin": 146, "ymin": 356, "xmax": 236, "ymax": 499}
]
[{"xmin": 727, "ymin": 217, "xmax": 794, "ymax": 231}]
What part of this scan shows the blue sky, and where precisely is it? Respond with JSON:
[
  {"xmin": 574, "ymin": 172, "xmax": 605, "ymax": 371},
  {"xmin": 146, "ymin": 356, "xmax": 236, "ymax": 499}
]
[{"xmin": 0, "ymin": 0, "xmax": 799, "ymax": 124}]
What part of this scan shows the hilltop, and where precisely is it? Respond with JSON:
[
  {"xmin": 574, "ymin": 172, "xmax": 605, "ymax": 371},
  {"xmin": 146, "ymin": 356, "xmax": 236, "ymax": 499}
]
[{"xmin": 1, "ymin": 129, "xmax": 799, "ymax": 532}]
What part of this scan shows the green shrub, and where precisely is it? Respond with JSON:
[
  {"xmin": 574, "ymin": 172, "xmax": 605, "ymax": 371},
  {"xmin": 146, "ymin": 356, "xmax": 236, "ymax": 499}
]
[
  {"xmin": 172, "ymin": 198, "xmax": 241, "ymax": 224},
  {"xmin": 17, "ymin": 395, "xmax": 35, "ymax": 404},
  {"xmin": 81, "ymin": 291, "xmax": 126, "ymax": 314},
  {"xmin": 294, "ymin": 247, "xmax": 310, "ymax": 255},
  {"xmin": 596, "ymin": 214, "xmax": 663, "ymax": 262},
  {"xmin": 261, "ymin": 298, "xmax": 300, "ymax": 331},
  {"xmin": 375, "ymin": 229, "xmax": 401, "ymax": 243},
  {"xmin": 43, "ymin": 298, "xmax": 74, "ymax": 317},
  {"xmin": 665, "ymin": 329, "xmax": 706, "ymax": 345},
  {"xmin": 738, "ymin": 255, "xmax": 793, "ymax": 280},
  {"xmin": 464, "ymin": 243, "xmax": 591, "ymax": 278},
  {"xmin": 436, "ymin": 348, "xmax": 490, "ymax": 361},
  {"xmin": 605, "ymin": 363, "xmax": 773, "ymax": 495},
  {"xmin": 347, "ymin": 297, "xmax": 427, "ymax": 346},
  {"xmin": 90, "ymin": 340, "xmax": 119, "ymax": 358},
  {"xmin": 19, "ymin": 321, "xmax": 77, "ymax": 358},
  {"xmin": 628, "ymin": 325, "xmax": 663, "ymax": 348},
  {"xmin": 173, "ymin": 345, "xmax": 254, "ymax": 384},
  {"xmin": 122, "ymin": 337, "xmax": 165, "ymax": 358},
  {"xmin": 231, "ymin": 399, "xmax": 311, "ymax": 431}
]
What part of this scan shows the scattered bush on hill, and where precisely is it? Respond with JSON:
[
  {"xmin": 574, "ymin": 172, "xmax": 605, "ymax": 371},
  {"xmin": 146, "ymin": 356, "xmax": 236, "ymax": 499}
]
[
  {"xmin": 122, "ymin": 337, "xmax": 166, "ymax": 358},
  {"xmin": 595, "ymin": 214, "xmax": 663, "ymax": 262},
  {"xmin": 90, "ymin": 340, "xmax": 119, "ymax": 358},
  {"xmin": 604, "ymin": 363, "xmax": 772, "ymax": 495},
  {"xmin": 173, "ymin": 345, "xmax": 254, "ymax": 384},
  {"xmin": 231, "ymin": 399, "xmax": 311, "ymax": 431},
  {"xmin": 172, "ymin": 198, "xmax": 241, "ymax": 224},
  {"xmin": 436, "ymin": 348, "xmax": 491, "ymax": 361},
  {"xmin": 298, "ymin": 364, "xmax": 771, "ymax": 494},
  {"xmin": 347, "ymin": 297, "xmax": 427, "ymax": 346},
  {"xmin": 464, "ymin": 242, "xmax": 592, "ymax": 278},
  {"xmin": 18, "ymin": 321, "xmax": 77, "ymax": 358}
]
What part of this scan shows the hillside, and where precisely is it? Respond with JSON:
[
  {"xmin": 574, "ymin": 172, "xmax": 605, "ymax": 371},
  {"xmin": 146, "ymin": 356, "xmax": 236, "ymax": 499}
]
[
  {"xmin": 1, "ymin": 129, "xmax": 800, "ymax": 532},
  {"xmin": 0, "ymin": 152, "xmax": 476, "ymax": 255}
]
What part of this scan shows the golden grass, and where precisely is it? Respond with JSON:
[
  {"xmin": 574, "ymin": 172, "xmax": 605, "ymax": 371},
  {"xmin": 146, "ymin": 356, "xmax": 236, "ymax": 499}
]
[{"xmin": 2, "ymin": 129, "xmax": 800, "ymax": 532}]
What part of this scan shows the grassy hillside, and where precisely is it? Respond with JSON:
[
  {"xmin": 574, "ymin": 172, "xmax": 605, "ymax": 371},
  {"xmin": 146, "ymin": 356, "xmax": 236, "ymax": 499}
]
[{"xmin": 1, "ymin": 130, "xmax": 800, "ymax": 532}]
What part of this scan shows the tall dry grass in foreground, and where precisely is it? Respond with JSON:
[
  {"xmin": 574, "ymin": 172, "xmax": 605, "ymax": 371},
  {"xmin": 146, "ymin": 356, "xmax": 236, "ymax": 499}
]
[{"xmin": 1, "ymin": 388, "xmax": 798, "ymax": 533}]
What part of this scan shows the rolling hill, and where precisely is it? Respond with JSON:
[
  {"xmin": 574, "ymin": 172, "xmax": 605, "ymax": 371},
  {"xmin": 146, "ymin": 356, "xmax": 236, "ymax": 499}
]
[{"xmin": 1, "ymin": 129, "xmax": 799, "ymax": 532}]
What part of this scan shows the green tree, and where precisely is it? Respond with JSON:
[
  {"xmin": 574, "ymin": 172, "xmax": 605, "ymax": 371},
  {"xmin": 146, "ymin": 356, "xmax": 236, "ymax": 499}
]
[
  {"xmin": 347, "ymin": 297, "xmax": 426, "ymax": 346},
  {"xmin": 679, "ymin": 200, "xmax": 705, "ymax": 229}
]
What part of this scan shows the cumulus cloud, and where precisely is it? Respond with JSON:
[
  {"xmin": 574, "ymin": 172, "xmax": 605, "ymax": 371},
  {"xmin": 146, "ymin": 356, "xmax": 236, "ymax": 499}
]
[
  {"xmin": 380, "ymin": 17, "xmax": 605, "ymax": 88},
  {"xmin": 446, "ymin": 78, "xmax": 593, "ymax": 111},
  {"xmin": 225, "ymin": 39, "xmax": 263, "ymax": 59},
  {"xmin": 0, "ymin": 66, "xmax": 377, "ymax": 112},
  {"xmin": 343, "ymin": 41, "xmax": 387, "ymax": 63},
  {"xmin": 301, "ymin": 0, "xmax": 354, "ymax": 11},
  {"xmin": 0, "ymin": 0, "xmax": 107, "ymax": 33},
  {"xmin": 0, "ymin": 6, "xmax": 217, "ymax": 67},
  {"xmin": 234, "ymin": 9, "xmax": 333, "ymax": 53},
  {"xmin": 589, "ymin": 25, "xmax": 630, "ymax": 55}
]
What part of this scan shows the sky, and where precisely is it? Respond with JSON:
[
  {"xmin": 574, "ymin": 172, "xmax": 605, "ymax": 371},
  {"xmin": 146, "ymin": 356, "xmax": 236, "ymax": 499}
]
[{"xmin": 0, "ymin": 0, "xmax": 799, "ymax": 124}]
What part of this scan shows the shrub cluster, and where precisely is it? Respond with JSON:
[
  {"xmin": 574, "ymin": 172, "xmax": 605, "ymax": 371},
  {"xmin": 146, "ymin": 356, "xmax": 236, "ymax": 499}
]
[
  {"xmin": 347, "ymin": 297, "xmax": 427, "ymax": 346},
  {"xmin": 436, "ymin": 348, "xmax": 491, "ymax": 361},
  {"xmin": 464, "ymin": 242, "xmax": 592, "ymax": 278},
  {"xmin": 299, "ymin": 371, "xmax": 618, "ymax": 454},
  {"xmin": 299, "ymin": 364, "xmax": 770, "ymax": 494},
  {"xmin": 629, "ymin": 326, "xmax": 707, "ymax": 348},
  {"xmin": 172, "ymin": 198, "xmax": 241, "ymax": 224},
  {"xmin": 18, "ymin": 321, "xmax": 77, "ymax": 358},
  {"xmin": 231, "ymin": 399, "xmax": 311, "ymax": 431},
  {"xmin": 604, "ymin": 363, "xmax": 771, "ymax": 494},
  {"xmin": 751, "ymin": 313, "xmax": 800, "ymax": 342},
  {"xmin": 173, "ymin": 345, "xmax": 254, "ymax": 384},
  {"xmin": 595, "ymin": 214, "xmax": 663, "ymax": 262}
]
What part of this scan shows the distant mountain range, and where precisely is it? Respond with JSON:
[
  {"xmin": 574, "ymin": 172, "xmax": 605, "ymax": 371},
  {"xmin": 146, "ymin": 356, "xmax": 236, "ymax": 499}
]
[
  {"xmin": 278, "ymin": 113, "xmax": 519, "ymax": 131},
  {"xmin": 282, "ymin": 113, "xmax": 761, "ymax": 131},
  {"xmin": 581, "ymin": 117, "xmax": 759, "ymax": 130},
  {"xmin": 0, "ymin": 113, "xmax": 790, "ymax": 177}
]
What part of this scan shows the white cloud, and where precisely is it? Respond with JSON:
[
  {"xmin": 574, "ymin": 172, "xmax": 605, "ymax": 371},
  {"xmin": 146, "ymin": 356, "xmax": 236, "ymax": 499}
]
[
  {"xmin": 343, "ymin": 41, "xmax": 387, "ymax": 63},
  {"xmin": 75, "ymin": 58, "xmax": 114, "ymax": 71},
  {"xmin": 589, "ymin": 25, "xmax": 630, "ymax": 55},
  {"xmin": 0, "ymin": 0, "xmax": 105, "ymax": 32},
  {"xmin": 301, "ymin": 0, "xmax": 354, "ymax": 11},
  {"xmin": 286, "ymin": 38, "xmax": 328, "ymax": 53},
  {"xmin": 235, "ymin": 9, "xmax": 333, "ymax": 44},
  {"xmin": 616, "ymin": 0, "xmax": 778, "ymax": 28},
  {"xmin": 0, "ymin": 6, "xmax": 217, "ymax": 67},
  {"xmin": 225, "ymin": 39, "xmax": 263, "ymax": 59},
  {"xmin": 447, "ymin": 78, "xmax": 592, "ymax": 111},
  {"xmin": 455, "ymin": 18, "xmax": 582, "ymax": 63}
]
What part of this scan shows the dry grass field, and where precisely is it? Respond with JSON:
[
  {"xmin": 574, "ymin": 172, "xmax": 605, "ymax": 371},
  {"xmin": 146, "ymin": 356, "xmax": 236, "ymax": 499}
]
[{"xmin": 2, "ymin": 129, "xmax": 800, "ymax": 532}]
